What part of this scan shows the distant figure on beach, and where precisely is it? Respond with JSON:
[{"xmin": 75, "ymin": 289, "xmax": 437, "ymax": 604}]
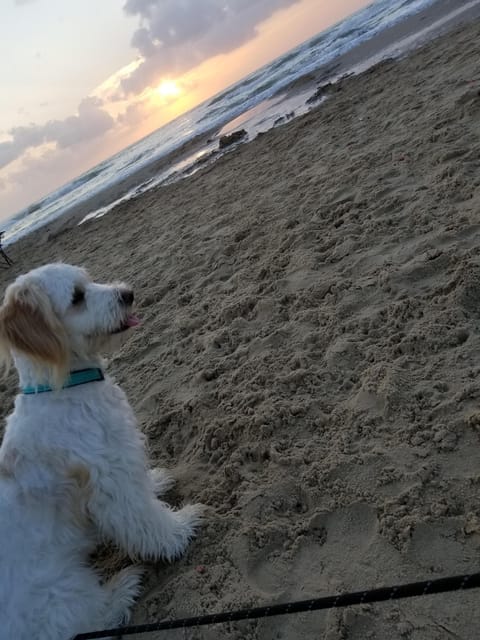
[{"xmin": 0, "ymin": 232, "xmax": 13, "ymax": 266}]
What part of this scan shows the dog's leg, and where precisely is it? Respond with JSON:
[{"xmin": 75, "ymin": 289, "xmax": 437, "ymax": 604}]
[
  {"xmin": 111, "ymin": 498, "xmax": 203, "ymax": 562},
  {"xmin": 103, "ymin": 566, "xmax": 144, "ymax": 627},
  {"xmin": 149, "ymin": 467, "xmax": 176, "ymax": 496},
  {"xmin": 89, "ymin": 465, "xmax": 204, "ymax": 561}
]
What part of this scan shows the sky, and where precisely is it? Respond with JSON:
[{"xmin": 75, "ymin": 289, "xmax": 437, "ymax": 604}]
[{"xmin": 0, "ymin": 0, "xmax": 371, "ymax": 219}]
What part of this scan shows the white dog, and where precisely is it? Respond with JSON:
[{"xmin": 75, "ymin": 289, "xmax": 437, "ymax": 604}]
[{"xmin": 0, "ymin": 263, "xmax": 203, "ymax": 640}]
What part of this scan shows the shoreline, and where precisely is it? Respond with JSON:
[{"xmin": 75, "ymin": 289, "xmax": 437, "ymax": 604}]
[{"xmin": 5, "ymin": 0, "xmax": 480, "ymax": 247}]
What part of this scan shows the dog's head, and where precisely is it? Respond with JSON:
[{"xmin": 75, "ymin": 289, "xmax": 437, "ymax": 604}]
[{"xmin": 0, "ymin": 263, "xmax": 138, "ymax": 384}]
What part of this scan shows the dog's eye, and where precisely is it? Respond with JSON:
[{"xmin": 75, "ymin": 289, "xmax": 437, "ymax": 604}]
[{"xmin": 71, "ymin": 287, "xmax": 85, "ymax": 306}]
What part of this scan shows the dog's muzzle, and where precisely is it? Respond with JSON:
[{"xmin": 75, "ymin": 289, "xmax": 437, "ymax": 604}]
[{"xmin": 112, "ymin": 288, "xmax": 140, "ymax": 333}]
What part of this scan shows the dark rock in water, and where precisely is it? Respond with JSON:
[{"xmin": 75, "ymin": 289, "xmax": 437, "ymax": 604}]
[
  {"xmin": 306, "ymin": 82, "xmax": 333, "ymax": 105},
  {"xmin": 274, "ymin": 111, "xmax": 295, "ymax": 127},
  {"xmin": 219, "ymin": 129, "xmax": 248, "ymax": 149}
]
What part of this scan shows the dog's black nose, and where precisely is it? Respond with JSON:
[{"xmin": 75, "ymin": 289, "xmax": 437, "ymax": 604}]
[{"xmin": 119, "ymin": 289, "xmax": 134, "ymax": 306}]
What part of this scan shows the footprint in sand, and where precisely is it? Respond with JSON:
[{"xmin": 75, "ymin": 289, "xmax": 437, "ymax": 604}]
[
  {"xmin": 236, "ymin": 503, "xmax": 412, "ymax": 640},
  {"xmin": 241, "ymin": 503, "xmax": 385, "ymax": 599}
]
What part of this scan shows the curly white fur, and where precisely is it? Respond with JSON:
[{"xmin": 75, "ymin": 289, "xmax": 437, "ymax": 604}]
[{"xmin": 0, "ymin": 263, "xmax": 203, "ymax": 640}]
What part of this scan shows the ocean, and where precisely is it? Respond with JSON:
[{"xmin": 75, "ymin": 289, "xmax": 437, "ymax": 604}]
[{"xmin": 1, "ymin": 0, "xmax": 445, "ymax": 245}]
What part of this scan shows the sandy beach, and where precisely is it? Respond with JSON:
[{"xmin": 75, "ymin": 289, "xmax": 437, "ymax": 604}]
[{"xmin": 2, "ymin": 7, "xmax": 480, "ymax": 640}]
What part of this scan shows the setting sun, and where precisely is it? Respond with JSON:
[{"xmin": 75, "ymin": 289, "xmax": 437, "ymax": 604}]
[{"xmin": 155, "ymin": 80, "xmax": 181, "ymax": 100}]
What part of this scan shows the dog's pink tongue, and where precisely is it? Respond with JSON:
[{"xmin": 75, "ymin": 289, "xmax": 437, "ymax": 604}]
[{"xmin": 126, "ymin": 314, "xmax": 140, "ymax": 327}]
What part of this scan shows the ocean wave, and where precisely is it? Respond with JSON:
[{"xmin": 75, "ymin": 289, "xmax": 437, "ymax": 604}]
[{"xmin": 4, "ymin": 0, "xmax": 438, "ymax": 245}]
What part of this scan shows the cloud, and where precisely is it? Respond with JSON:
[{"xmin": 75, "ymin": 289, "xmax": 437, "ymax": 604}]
[
  {"xmin": 0, "ymin": 97, "xmax": 114, "ymax": 170},
  {"xmin": 116, "ymin": 100, "xmax": 151, "ymax": 127},
  {"xmin": 121, "ymin": 0, "xmax": 300, "ymax": 95}
]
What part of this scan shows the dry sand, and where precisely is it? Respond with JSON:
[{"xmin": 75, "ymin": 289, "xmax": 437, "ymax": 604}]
[{"xmin": 2, "ymin": 13, "xmax": 480, "ymax": 640}]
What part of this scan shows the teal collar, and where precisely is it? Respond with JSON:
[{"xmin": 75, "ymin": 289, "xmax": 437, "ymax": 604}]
[{"xmin": 22, "ymin": 368, "xmax": 105, "ymax": 395}]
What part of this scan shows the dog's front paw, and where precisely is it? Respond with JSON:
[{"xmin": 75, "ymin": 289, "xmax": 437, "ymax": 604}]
[
  {"xmin": 164, "ymin": 503, "xmax": 206, "ymax": 561},
  {"xmin": 177, "ymin": 503, "xmax": 205, "ymax": 532}
]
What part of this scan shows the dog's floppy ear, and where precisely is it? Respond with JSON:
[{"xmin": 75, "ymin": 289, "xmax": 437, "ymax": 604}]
[{"xmin": 0, "ymin": 280, "xmax": 69, "ymax": 378}]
